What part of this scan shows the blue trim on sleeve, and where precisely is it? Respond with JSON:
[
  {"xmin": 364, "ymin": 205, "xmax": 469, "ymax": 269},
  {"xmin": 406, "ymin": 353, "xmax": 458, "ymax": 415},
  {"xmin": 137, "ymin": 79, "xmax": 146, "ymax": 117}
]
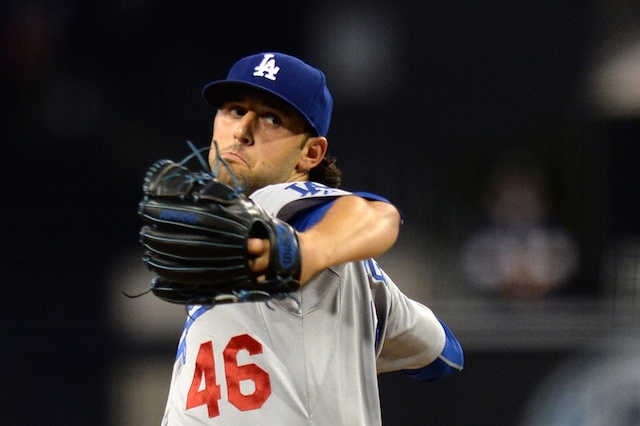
[
  {"xmin": 354, "ymin": 192, "xmax": 404, "ymax": 224},
  {"xmin": 352, "ymin": 191, "xmax": 390, "ymax": 203},
  {"xmin": 403, "ymin": 319, "xmax": 464, "ymax": 382},
  {"xmin": 289, "ymin": 200, "xmax": 335, "ymax": 231},
  {"xmin": 288, "ymin": 191, "xmax": 398, "ymax": 231}
]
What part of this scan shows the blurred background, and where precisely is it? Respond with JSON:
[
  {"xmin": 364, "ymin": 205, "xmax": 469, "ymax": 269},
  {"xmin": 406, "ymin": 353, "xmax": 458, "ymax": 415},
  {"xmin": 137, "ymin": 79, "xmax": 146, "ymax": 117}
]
[{"xmin": 2, "ymin": 0, "xmax": 639, "ymax": 424}]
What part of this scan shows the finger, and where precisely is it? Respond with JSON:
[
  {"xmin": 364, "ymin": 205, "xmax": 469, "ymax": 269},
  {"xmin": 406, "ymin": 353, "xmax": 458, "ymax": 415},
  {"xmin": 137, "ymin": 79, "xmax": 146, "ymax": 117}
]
[
  {"xmin": 247, "ymin": 238, "xmax": 270, "ymax": 274},
  {"xmin": 247, "ymin": 238, "xmax": 268, "ymax": 256}
]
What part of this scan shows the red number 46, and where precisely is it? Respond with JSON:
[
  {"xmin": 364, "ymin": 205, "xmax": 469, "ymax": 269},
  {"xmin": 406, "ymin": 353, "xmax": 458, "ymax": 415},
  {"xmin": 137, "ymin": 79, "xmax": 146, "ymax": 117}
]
[{"xmin": 186, "ymin": 334, "xmax": 272, "ymax": 418}]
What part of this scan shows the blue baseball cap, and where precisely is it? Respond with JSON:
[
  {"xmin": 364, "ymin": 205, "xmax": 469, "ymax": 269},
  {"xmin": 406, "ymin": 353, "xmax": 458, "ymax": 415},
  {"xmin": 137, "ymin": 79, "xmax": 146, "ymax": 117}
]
[{"xmin": 202, "ymin": 52, "xmax": 333, "ymax": 136}]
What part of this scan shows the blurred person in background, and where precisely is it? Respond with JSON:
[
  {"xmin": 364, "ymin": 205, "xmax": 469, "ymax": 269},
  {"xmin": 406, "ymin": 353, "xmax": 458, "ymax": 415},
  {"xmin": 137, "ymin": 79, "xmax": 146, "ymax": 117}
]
[{"xmin": 461, "ymin": 150, "xmax": 579, "ymax": 300}]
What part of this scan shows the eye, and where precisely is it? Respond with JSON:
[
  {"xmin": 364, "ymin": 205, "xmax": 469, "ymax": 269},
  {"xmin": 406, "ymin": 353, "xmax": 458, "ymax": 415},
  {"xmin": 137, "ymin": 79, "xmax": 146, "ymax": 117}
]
[
  {"xmin": 262, "ymin": 113, "xmax": 281, "ymax": 126},
  {"xmin": 229, "ymin": 106, "xmax": 247, "ymax": 117}
]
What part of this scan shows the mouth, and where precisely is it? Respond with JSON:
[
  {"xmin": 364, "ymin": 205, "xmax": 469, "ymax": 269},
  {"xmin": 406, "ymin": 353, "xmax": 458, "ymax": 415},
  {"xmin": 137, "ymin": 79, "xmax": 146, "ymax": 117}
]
[{"xmin": 220, "ymin": 151, "xmax": 247, "ymax": 166}]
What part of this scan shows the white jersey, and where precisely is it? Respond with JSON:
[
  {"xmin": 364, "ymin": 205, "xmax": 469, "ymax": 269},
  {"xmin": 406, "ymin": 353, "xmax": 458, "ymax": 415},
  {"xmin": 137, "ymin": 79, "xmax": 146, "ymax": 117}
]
[{"xmin": 161, "ymin": 182, "xmax": 446, "ymax": 425}]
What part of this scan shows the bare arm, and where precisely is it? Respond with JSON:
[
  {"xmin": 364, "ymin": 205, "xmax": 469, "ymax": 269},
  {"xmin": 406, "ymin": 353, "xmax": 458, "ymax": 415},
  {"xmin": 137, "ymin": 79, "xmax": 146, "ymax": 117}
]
[{"xmin": 248, "ymin": 195, "xmax": 402, "ymax": 284}]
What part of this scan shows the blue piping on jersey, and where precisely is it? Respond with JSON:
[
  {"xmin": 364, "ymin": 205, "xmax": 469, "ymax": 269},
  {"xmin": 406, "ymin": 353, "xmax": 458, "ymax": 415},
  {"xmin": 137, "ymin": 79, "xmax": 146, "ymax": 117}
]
[
  {"xmin": 176, "ymin": 305, "xmax": 211, "ymax": 363},
  {"xmin": 403, "ymin": 319, "xmax": 464, "ymax": 382}
]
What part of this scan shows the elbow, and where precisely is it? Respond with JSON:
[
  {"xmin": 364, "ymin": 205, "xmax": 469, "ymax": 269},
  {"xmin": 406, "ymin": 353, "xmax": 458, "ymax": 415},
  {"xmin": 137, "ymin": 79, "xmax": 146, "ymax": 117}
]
[
  {"xmin": 388, "ymin": 203, "xmax": 403, "ymax": 230},
  {"xmin": 403, "ymin": 319, "xmax": 464, "ymax": 382},
  {"xmin": 374, "ymin": 200, "xmax": 402, "ymax": 243}
]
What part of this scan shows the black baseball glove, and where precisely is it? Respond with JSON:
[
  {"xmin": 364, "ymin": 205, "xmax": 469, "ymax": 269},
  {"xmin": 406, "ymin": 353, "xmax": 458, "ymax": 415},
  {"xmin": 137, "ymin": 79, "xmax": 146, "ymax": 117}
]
[{"xmin": 138, "ymin": 158, "xmax": 301, "ymax": 305}]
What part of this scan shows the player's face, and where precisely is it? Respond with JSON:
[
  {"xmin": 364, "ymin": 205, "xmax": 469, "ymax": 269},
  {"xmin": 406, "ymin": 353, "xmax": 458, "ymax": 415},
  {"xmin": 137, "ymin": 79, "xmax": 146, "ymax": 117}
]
[{"xmin": 210, "ymin": 89, "xmax": 312, "ymax": 195}]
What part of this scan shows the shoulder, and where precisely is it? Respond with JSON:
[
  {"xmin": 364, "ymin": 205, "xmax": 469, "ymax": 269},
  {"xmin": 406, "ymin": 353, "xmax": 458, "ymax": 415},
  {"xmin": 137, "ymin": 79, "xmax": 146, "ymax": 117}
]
[{"xmin": 250, "ymin": 182, "xmax": 390, "ymax": 220}]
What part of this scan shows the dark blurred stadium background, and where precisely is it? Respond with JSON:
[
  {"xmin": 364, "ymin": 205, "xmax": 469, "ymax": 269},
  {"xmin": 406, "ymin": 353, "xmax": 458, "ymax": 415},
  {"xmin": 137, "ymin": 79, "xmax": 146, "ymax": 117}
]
[{"xmin": 2, "ymin": 1, "xmax": 639, "ymax": 425}]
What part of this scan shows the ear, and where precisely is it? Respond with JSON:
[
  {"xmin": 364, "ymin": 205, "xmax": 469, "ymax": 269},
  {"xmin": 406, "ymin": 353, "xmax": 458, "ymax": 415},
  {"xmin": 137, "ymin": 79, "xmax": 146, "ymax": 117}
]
[{"xmin": 297, "ymin": 136, "xmax": 328, "ymax": 171}]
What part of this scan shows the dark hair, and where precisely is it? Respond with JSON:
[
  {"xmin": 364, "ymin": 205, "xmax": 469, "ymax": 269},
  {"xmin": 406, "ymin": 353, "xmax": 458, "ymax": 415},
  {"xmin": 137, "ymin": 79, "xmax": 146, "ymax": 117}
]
[
  {"xmin": 308, "ymin": 154, "xmax": 342, "ymax": 188},
  {"xmin": 302, "ymin": 123, "xmax": 342, "ymax": 188}
]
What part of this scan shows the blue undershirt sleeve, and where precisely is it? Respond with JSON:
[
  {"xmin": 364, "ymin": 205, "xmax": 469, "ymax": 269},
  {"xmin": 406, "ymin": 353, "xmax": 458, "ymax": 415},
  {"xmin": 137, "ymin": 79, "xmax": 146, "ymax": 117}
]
[
  {"xmin": 289, "ymin": 199, "xmax": 334, "ymax": 231},
  {"xmin": 288, "ymin": 191, "xmax": 395, "ymax": 232}
]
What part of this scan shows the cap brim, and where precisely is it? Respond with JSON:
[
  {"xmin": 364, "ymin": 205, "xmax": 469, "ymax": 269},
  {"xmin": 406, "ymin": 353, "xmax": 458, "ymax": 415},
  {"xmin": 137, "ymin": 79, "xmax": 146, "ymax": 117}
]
[
  {"xmin": 202, "ymin": 80, "xmax": 319, "ymax": 135},
  {"xmin": 203, "ymin": 81, "xmax": 258, "ymax": 107}
]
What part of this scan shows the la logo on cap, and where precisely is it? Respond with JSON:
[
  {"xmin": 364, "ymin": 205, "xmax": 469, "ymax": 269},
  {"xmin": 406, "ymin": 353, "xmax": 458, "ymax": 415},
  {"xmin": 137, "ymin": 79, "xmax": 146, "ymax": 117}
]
[{"xmin": 253, "ymin": 54, "xmax": 280, "ymax": 81}]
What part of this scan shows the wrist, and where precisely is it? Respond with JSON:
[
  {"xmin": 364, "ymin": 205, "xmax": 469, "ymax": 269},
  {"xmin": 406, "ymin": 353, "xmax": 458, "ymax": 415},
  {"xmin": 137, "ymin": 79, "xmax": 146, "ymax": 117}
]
[{"xmin": 297, "ymin": 231, "xmax": 330, "ymax": 285}]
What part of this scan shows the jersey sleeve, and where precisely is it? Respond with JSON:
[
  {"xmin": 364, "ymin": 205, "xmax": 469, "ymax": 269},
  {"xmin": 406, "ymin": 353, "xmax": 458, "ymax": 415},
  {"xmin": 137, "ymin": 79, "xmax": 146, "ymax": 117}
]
[
  {"xmin": 402, "ymin": 319, "xmax": 464, "ymax": 381},
  {"xmin": 368, "ymin": 261, "xmax": 463, "ymax": 381}
]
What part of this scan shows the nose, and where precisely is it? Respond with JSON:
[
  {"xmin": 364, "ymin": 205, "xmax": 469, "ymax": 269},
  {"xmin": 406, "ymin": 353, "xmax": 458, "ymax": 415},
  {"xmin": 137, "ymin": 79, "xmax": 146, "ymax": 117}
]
[{"xmin": 234, "ymin": 112, "xmax": 256, "ymax": 146}]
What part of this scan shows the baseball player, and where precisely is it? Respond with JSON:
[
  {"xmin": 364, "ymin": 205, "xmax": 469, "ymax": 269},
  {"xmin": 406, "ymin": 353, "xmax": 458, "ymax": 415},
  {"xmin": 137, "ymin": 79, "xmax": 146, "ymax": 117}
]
[{"xmin": 154, "ymin": 52, "xmax": 463, "ymax": 425}]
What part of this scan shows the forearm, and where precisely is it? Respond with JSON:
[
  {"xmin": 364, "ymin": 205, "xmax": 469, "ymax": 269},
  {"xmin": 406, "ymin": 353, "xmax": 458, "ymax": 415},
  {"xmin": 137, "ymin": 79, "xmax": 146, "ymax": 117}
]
[{"xmin": 297, "ymin": 195, "xmax": 401, "ymax": 284}]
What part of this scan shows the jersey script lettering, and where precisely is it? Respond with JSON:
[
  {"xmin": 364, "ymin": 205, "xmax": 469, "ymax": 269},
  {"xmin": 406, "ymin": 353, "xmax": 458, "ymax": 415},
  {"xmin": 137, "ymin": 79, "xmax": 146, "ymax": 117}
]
[{"xmin": 285, "ymin": 181, "xmax": 339, "ymax": 197}]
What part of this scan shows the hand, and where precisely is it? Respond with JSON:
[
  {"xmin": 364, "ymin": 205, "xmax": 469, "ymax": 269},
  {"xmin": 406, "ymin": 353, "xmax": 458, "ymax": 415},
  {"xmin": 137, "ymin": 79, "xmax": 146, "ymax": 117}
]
[
  {"xmin": 248, "ymin": 236, "xmax": 316, "ymax": 284},
  {"xmin": 247, "ymin": 238, "xmax": 270, "ymax": 277}
]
